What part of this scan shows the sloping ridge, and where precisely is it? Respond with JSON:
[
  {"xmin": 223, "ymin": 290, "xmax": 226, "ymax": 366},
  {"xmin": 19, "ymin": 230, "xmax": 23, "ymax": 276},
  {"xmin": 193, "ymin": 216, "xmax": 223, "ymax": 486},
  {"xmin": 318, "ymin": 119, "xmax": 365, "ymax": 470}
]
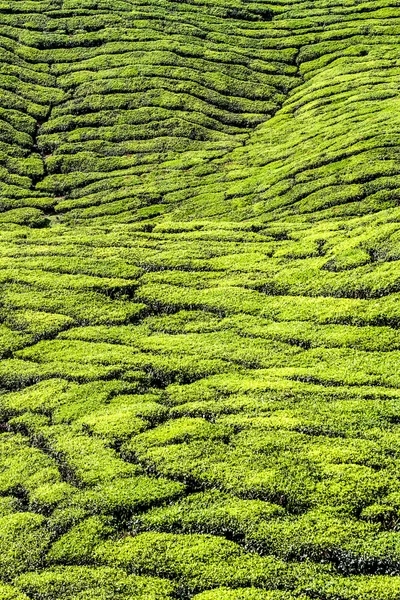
[{"xmin": 1, "ymin": 1, "xmax": 400, "ymax": 599}]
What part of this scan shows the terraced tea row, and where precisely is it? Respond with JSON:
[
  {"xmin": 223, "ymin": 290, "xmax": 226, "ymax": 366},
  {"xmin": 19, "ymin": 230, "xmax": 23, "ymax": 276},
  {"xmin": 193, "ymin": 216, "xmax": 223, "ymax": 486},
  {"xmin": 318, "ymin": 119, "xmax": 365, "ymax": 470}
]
[
  {"xmin": 3, "ymin": 0, "xmax": 400, "ymax": 226},
  {"xmin": 0, "ymin": 0, "xmax": 300, "ymax": 227}
]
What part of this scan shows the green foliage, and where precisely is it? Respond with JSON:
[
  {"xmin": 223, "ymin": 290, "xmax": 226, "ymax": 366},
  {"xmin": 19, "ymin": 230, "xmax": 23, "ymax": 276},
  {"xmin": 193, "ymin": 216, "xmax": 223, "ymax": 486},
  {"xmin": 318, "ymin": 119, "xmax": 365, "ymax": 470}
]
[
  {"xmin": 300, "ymin": 574, "xmax": 400, "ymax": 600},
  {"xmin": 2, "ymin": 0, "xmax": 400, "ymax": 595},
  {"xmin": 0, "ymin": 512, "xmax": 50, "ymax": 580},
  {"xmin": 138, "ymin": 489, "xmax": 285, "ymax": 537},
  {"xmin": 0, "ymin": 208, "xmax": 48, "ymax": 228},
  {"xmin": 15, "ymin": 567, "xmax": 175, "ymax": 599},
  {"xmin": 95, "ymin": 531, "xmax": 317, "ymax": 594},
  {"xmin": 46, "ymin": 432, "xmax": 138, "ymax": 485},
  {"xmin": 0, "ymin": 585, "xmax": 30, "ymax": 600},
  {"xmin": 29, "ymin": 482, "xmax": 76, "ymax": 514},
  {"xmin": 0, "ymin": 496, "xmax": 22, "ymax": 517},
  {"xmin": 193, "ymin": 591, "xmax": 307, "ymax": 600},
  {"xmin": 3, "ymin": 285, "xmax": 145, "ymax": 326},
  {"xmin": 62, "ymin": 476, "xmax": 185, "ymax": 519},
  {"xmin": 0, "ymin": 433, "xmax": 61, "ymax": 495},
  {"xmin": 47, "ymin": 516, "xmax": 114, "ymax": 565}
]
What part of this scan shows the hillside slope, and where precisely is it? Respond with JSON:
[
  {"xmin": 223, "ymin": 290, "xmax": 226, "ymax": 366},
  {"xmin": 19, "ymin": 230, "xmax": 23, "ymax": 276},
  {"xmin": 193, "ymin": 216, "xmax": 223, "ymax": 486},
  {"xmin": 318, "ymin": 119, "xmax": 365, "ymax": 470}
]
[{"xmin": 1, "ymin": 0, "xmax": 400, "ymax": 598}]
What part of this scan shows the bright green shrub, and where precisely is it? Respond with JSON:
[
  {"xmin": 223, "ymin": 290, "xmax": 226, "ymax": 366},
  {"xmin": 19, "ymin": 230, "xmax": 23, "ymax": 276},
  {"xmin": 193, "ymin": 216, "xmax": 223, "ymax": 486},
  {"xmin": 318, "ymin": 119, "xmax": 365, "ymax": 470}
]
[
  {"xmin": 75, "ymin": 404, "xmax": 148, "ymax": 443},
  {"xmin": 300, "ymin": 574, "xmax": 400, "ymax": 599},
  {"xmin": 0, "ymin": 496, "xmax": 22, "ymax": 517},
  {"xmin": 47, "ymin": 516, "xmax": 114, "ymax": 565},
  {"xmin": 312, "ymin": 462, "xmax": 393, "ymax": 514},
  {"xmin": 3, "ymin": 285, "xmax": 145, "ymax": 325},
  {"xmin": 138, "ymin": 489, "xmax": 285, "ymax": 537},
  {"xmin": 15, "ymin": 339, "xmax": 232, "ymax": 386},
  {"xmin": 193, "ymin": 590, "xmax": 309, "ymax": 600},
  {"xmin": 47, "ymin": 507, "xmax": 88, "ymax": 538},
  {"xmin": 0, "ymin": 379, "xmax": 135, "ymax": 420},
  {"xmin": 0, "ymin": 319, "xmax": 31, "ymax": 354},
  {"xmin": 123, "ymin": 417, "xmax": 233, "ymax": 454},
  {"xmin": 0, "ymin": 512, "xmax": 50, "ymax": 580},
  {"xmin": 0, "ymin": 585, "xmax": 30, "ymax": 600},
  {"xmin": 95, "ymin": 531, "xmax": 316, "ymax": 594},
  {"xmin": 0, "ymin": 208, "xmax": 48, "ymax": 227},
  {"xmin": 50, "ymin": 380, "xmax": 139, "ymax": 423},
  {"xmin": 0, "ymin": 358, "xmax": 122, "ymax": 389},
  {"xmin": 47, "ymin": 433, "xmax": 139, "ymax": 485},
  {"xmin": 15, "ymin": 566, "xmax": 175, "ymax": 599},
  {"xmin": 29, "ymin": 482, "xmax": 77, "ymax": 515},
  {"xmin": 63, "ymin": 476, "xmax": 185, "ymax": 520},
  {"xmin": 0, "ymin": 433, "xmax": 61, "ymax": 495},
  {"xmin": 4, "ymin": 310, "xmax": 74, "ymax": 339},
  {"xmin": 106, "ymin": 395, "xmax": 168, "ymax": 424},
  {"xmin": 8, "ymin": 411, "xmax": 51, "ymax": 437}
]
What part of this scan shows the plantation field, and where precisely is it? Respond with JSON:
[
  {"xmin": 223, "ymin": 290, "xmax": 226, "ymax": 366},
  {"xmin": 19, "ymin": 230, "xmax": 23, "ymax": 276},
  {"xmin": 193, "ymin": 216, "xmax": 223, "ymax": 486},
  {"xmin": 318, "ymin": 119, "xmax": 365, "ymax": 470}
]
[{"xmin": 1, "ymin": 0, "xmax": 400, "ymax": 598}]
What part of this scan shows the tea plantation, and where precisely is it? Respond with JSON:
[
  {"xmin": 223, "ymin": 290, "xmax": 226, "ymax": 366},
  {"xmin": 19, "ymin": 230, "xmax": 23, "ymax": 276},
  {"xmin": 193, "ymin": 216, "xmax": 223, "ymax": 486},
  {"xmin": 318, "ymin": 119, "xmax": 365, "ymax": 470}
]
[{"xmin": 1, "ymin": 0, "xmax": 400, "ymax": 597}]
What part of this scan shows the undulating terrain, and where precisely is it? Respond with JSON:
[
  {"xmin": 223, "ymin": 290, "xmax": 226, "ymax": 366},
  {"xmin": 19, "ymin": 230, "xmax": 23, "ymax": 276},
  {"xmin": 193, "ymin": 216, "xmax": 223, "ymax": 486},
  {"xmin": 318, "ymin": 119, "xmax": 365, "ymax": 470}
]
[{"xmin": 1, "ymin": 0, "xmax": 400, "ymax": 598}]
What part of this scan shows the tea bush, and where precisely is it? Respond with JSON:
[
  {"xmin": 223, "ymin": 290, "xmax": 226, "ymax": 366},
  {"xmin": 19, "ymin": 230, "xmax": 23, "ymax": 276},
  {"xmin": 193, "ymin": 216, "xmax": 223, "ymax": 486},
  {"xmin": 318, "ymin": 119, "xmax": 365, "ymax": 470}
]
[
  {"xmin": 95, "ymin": 531, "xmax": 323, "ymax": 595},
  {"xmin": 14, "ymin": 566, "xmax": 175, "ymax": 599},
  {"xmin": 46, "ymin": 516, "xmax": 114, "ymax": 565},
  {"xmin": 0, "ymin": 585, "xmax": 30, "ymax": 600},
  {"xmin": 0, "ymin": 512, "xmax": 50, "ymax": 580},
  {"xmin": 193, "ymin": 591, "xmax": 308, "ymax": 600}
]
